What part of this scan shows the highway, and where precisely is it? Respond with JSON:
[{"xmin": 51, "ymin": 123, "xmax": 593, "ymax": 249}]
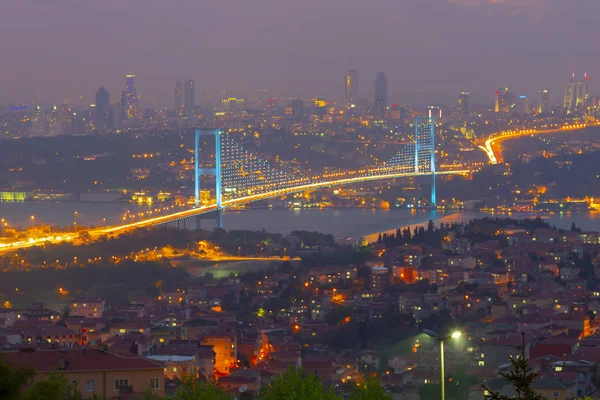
[
  {"xmin": 479, "ymin": 122, "xmax": 597, "ymax": 164},
  {"xmin": 0, "ymin": 169, "xmax": 469, "ymax": 254}
]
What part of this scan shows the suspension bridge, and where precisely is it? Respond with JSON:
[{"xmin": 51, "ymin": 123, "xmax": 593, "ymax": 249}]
[{"xmin": 0, "ymin": 118, "xmax": 470, "ymax": 252}]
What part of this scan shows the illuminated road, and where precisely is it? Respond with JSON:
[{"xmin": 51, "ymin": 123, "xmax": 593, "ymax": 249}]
[
  {"xmin": 479, "ymin": 122, "xmax": 598, "ymax": 164},
  {"xmin": 0, "ymin": 169, "xmax": 469, "ymax": 254}
]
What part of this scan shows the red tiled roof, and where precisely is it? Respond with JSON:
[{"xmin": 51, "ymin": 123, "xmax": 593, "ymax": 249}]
[{"xmin": 2, "ymin": 349, "xmax": 163, "ymax": 372}]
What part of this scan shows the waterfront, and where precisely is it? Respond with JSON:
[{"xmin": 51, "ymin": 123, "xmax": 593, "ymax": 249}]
[{"xmin": 2, "ymin": 202, "xmax": 600, "ymax": 241}]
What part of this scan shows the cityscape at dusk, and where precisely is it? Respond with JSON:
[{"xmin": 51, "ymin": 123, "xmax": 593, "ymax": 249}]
[{"xmin": 3, "ymin": 1, "xmax": 600, "ymax": 400}]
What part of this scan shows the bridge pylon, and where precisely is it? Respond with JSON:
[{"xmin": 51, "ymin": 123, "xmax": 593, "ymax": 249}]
[
  {"xmin": 194, "ymin": 129, "xmax": 223, "ymax": 229},
  {"xmin": 414, "ymin": 116, "xmax": 437, "ymax": 208}
]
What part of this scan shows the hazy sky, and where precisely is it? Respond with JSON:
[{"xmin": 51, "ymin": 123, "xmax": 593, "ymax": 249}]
[{"xmin": 1, "ymin": 0, "xmax": 599, "ymax": 106}]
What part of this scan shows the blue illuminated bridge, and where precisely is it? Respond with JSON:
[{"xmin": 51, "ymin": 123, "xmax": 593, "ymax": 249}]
[
  {"xmin": 95, "ymin": 117, "xmax": 469, "ymax": 235},
  {"xmin": 0, "ymin": 118, "xmax": 471, "ymax": 251}
]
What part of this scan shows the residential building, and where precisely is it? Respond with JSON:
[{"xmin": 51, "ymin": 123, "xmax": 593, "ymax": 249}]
[{"xmin": 2, "ymin": 349, "xmax": 165, "ymax": 398}]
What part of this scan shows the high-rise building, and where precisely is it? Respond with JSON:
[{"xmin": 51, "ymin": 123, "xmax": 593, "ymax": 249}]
[
  {"xmin": 564, "ymin": 72, "xmax": 577, "ymax": 112},
  {"xmin": 291, "ymin": 98, "xmax": 304, "ymax": 119},
  {"xmin": 94, "ymin": 87, "xmax": 110, "ymax": 130},
  {"xmin": 30, "ymin": 106, "xmax": 45, "ymax": 136},
  {"xmin": 457, "ymin": 92, "xmax": 470, "ymax": 118},
  {"xmin": 183, "ymin": 79, "xmax": 195, "ymax": 117},
  {"xmin": 495, "ymin": 87, "xmax": 509, "ymax": 114},
  {"xmin": 221, "ymin": 97, "xmax": 244, "ymax": 111},
  {"xmin": 374, "ymin": 72, "xmax": 387, "ymax": 120},
  {"xmin": 575, "ymin": 72, "xmax": 589, "ymax": 109},
  {"xmin": 345, "ymin": 69, "xmax": 359, "ymax": 104},
  {"xmin": 538, "ymin": 89, "xmax": 550, "ymax": 114},
  {"xmin": 47, "ymin": 106, "xmax": 62, "ymax": 136},
  {"xmin": 174, "ymin": 81, "xmax": 184, "ymax": 115},
  {"xmin": 121, "ymin": 74, "xmax": 139, "ymax": 120},
  {"xmin": 428, "ymin": 105, "xmax": 442, "ymax": 120},
  {"xmin": 518, "ymin": 96, "xmax": 532, "ymax": 115}
]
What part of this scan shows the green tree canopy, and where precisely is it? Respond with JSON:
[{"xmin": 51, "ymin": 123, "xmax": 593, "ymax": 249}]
[
  {"xmin": 171, "ymin": 375, "xmax": 232, "ymax": 400},
  {"xmin": 0, "ymin": 357, "xmax": 35, "ymax": 400},
  {"xmin": 349, "ymin": 377, "xmax": 392, "ymax": 400},
  {"xmin": 259, "ymin": 367, "xmax": 340, "ymax": 400},
  {"xmin": 21, "ymin": 371, "xmax": 83, "ymax": 400}
]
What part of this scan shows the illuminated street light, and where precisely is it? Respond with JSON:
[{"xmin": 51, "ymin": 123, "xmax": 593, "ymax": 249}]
[{"xmin": 423, "ymin": 329, "xmax": 462, "ymax": 400}]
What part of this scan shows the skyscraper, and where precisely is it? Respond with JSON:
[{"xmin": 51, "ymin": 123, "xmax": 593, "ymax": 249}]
[
  {"xmin": 47, "ymin": 106, "xmax": 62, "ymax": 136},
  {"xmin": 183, "ymin": 79, "xmax": 195, "ymax": 117},
  {"xmin": 345, "ymin": 69, "xmax": 359, "ymax": 104},
  {"xmin": 121, "ymin": 74, "xmax": 139, "ymax": 120},
  {"xmin": 457, "ymin": 92, "xmax": 470, "ymax": 118},
  {"xmin": 538, "ymin": 89, "xmax": 550, "ymax": 114},
  {"xmin": 94, "ymin": 87, "xmax": 110, "ymax": 130},
  {"xmin": 518, "ymin": 96, "xmax": 532, "ymax": 115},
  {"xmin": 495, "ymin": 87, "xmax": 509, "ymax": 114},
  {"xmin": 31, "ymin": 106, "xmax": 45, "ymax": 136},
  {"xmin": 564, "ymin": 72, "xmax": 577, "ymax": 111},
  {"xmin": 291, "ymin": 98, "xmax": 304, "ymax": 120},
  {"xmin": 575, "ymin": 72, "xmax": 589, "ymax": 108},
  {"xmin": 374, "ymin": 72, "xmax": 387, "ymax": 120},
  {"xmin": 174, "ymin": 81, "xmax": 184, "ymax": 115}
]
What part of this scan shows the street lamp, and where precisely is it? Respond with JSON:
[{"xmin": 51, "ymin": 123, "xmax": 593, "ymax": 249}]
[
  {"xmin": 423, "ymin": 329, "xmax": 462, "ymax": 400},
  {"xmin": 30, "ymin": 215, "xmax": 35, "ymax": 227},
  {"xmin": 1, "ymin": 218, "xmax": 5, "ymax": 238}
]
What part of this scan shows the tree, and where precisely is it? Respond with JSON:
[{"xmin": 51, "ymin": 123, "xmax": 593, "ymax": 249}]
[
  {"xmin": 259, "ymin": 367, "xmax": 340, "ymax": 400},
  {"xmin": 349, "ymin": 377, "xmax": 391, "ymax": 400},
  {"xmin": 0, "ymin": 357, "xmax": 35, "ymax": 400},
  {"xmin": 483, "ymin": 333, "xmax": 543, "ymax": 400},
  {"xmin": 170, "ymin": 374, "xmax": 232, "ymax": 400},
  {"xmin": 21, "ymin": 371, "xmax": 83, "ymax": 400}
]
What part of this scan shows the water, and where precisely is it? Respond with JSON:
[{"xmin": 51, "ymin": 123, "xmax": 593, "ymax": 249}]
[{"xmin": 1, "ymin": 201, "xmax": 599, "ymax": 239}]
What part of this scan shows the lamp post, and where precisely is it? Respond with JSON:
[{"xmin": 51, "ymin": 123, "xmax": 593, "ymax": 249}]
[
  {"xmin": 1, "ymin": 218, "xmax": 4, "ymax": 238},
  {"xmin": 423, "ymin": 329, "xmax": 461, "ymax": 400},
  {"xmin": 74, "ymin": 211, "xmax": 78, "ymax": 230}
]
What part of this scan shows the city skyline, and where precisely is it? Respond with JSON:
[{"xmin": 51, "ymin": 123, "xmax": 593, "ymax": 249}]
[{"xmin": 1, "ymin": 0, "xmax": 599, "ymax": 106}]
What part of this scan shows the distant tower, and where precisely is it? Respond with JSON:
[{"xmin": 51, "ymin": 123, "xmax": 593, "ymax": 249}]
[
  {"xmin": 374, "ymin": 72, "xmax": 387, "ymax": 120},
  {"xmin": 564, "ymin": 72, "xmax": 577, "ymax": 112},
  {"xmin": 174, "ymin": 81, "xmax": 184, "ymax": 115},
  {"xmin": 495, "ymin": 87, "xmax": 509, "ymax": 114},
  {"xmin": 291, "ymin": 98, "xmax": 304, "ymax": 120},
  {"xmin": 94, "ymin": 87, "xmax": 110, "ymax": 130},
  {"xmin": 575, "ymin": 72, "xmax": 589, "ymax": 109},
  {"xmin": 345, "ymin": 69, "xmax": 359, "ymax": 104},
  {"xmin": 121, "ymin": 74, "xmax": 139, "ymax": 120},
  {"xmin": 457, "ymin": 92, "xmax": 470, "ymax": 118},
  {"xmin": 183, "ymin": 79, "xmax": 195, "ymax": 118},
  {"xmin": 518, "ymin": 96, "xmax": 531, "ymax": 115},
  {"xmin": 538, "ymin": 89, "xmax": 550, "ymax": 114},
  {"xmin": 31, "ymin": 106, "xmax": 45, "ymax": 136}
]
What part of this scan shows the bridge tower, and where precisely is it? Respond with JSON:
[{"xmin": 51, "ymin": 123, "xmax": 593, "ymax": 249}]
[
  {"xmin": 414, "ymin": 116, "xmax": 437, "ymax": 208},
  {"xmin": 194, "ymin": 129, "xmax": 222, "ymax": 229},
  {"xmin": 429, "ymin": 116, "xmax": 436, "ymax": 208}
]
